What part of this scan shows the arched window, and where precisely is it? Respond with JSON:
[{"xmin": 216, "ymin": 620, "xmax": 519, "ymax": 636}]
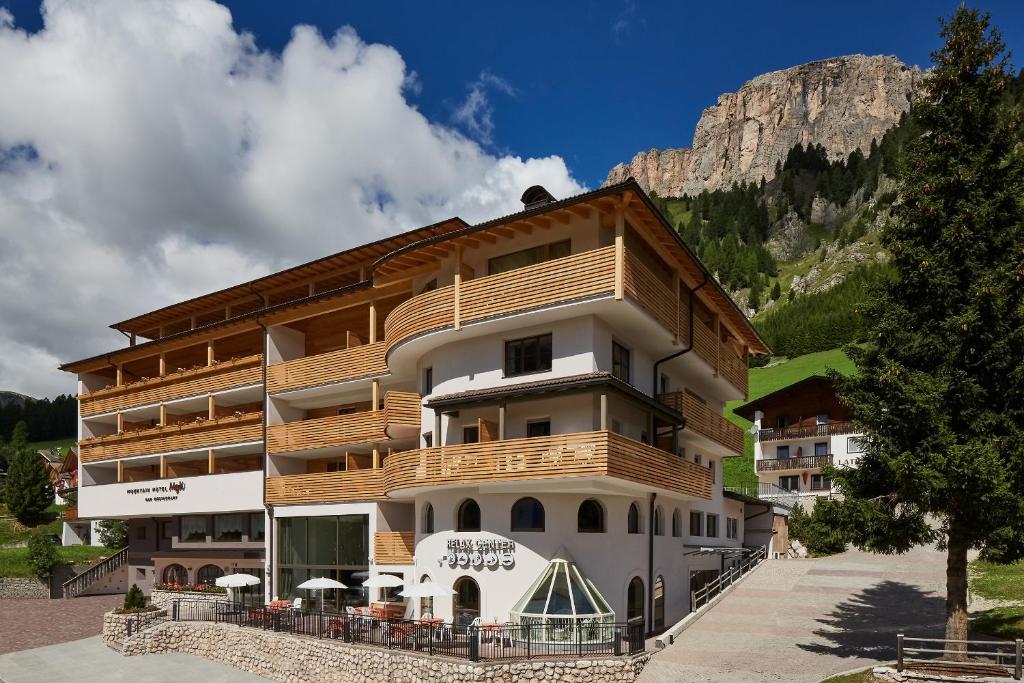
[
  {"xmin": 627, "ymin": 502, "xmax": 641, "ymax": 534},
  {"xmin": 672, "ymin": 509, "xmax": 682, "ymax": 537},
  {"xmin": 457, "ymin": 499, "xmax": 481, "ymax": 532},
  {"xmin": 422, "ymin": 502, "xmax": 434, "ymax": 534},
  {"xmin": 419, "ymin": 574, "xmax": 434, "ymax": 618},
  {"xmin": 577, "ymin": 499, "xmax": 605, "ymax": 533},
  {"xmin": 510, "ymin": 497, "xmax": 545, "ymax": 532},
  {"xmin": 196, "ymin": 564, "xmax": 223, "ymax": 586},
  {"xmin": 162, "ymin": 563, "xmax": 187, "ymax": 585},
  {"xmin": 653, "ymin": 506, "xmax": 664, "ymax": 536},
  {"xmin": 453, "ymin": 576, "xmax": 480, "ymax": 627},
  {"xmin": 627, "ymin": 576, "xmax": 644, "ymax": 623},
  {"xmin": 653, "ymin": 576, "xmax": 665, "ymax": 630}
]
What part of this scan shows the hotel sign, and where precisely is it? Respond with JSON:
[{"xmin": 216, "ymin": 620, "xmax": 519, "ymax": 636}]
[
  {"xmin": 126, "ymin": 480, "xmax": 186, "ymax": 503},
  {"xmin": 441, "ymin": 539, "xmax": 515, "ymax": 569}
]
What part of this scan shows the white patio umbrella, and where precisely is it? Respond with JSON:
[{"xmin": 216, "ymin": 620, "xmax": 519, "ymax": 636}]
[
  {"xmin": 399, "ymin": 580, "xmax": 453, "ymax": 618},
  {"xmin": 297, "ymin": 577, "xmax": 347, "ymax": 611},
  {"xmin": 362, "ymin": 574, "xmax": 404, "ymax": 616},
  {"xmin": 215, "ymin": 573, "xmax": 261, "ymax": 604}
]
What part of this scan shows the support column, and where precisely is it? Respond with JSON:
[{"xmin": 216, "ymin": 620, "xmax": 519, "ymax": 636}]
[
  {"xmin": 372, "ymin": 446, "xmax": 380, "ymax": 469},
  {"xmin": 116, "ymin": 364, "xmax": 124, "ymax": 387},
  {"xmin": 434, "ymin": 410, "xmax": 442, "ymax": 447},
  {"xmin": 368, "ymin": 301, "xmax": 377, "ymax": 344},
  {"xmin": 207, "ymin": 341, "xmax": 215, "ymax": 366},
  {"xmin": 599, "ymin": 394, "xmax": 608, "ymax": 431},
  {"xmin": 159, "ymin": 455, "xmax": 167, "ymax": 478},
  {"xmin": 117, "ymin": 460, "xmax": 124, "ymax": 483},
  {"xmin": 159, "ymin": 404, "xmax": 167, "ymax": 428},
  {"xmin": 116, "ymin": 412, "xmax": 125, "ymax": 433},
  {"xmin": 613, "ymin": 208, "xmax": 625, "ymax": 300},
  {"xmin": 453, "ymin": 244, "xmax": 463, "ymax": 331},
  {"xmin": 158, "ymin": 353, "xmax": 166, "ymax": 377},
  {"xmin": 372, "ymin": 379, "xmax": 380, "ymax": 411},
  {"xmin": 498, "ymin": 402, "xmax": 506, "ymax": 441},
  {"xmin": 208, "ymin": 449, "xmax": 215, "ymax": 474},
  {"xmin": 208, "ymin": 394, "xmax": 216, "ymax": 420}
]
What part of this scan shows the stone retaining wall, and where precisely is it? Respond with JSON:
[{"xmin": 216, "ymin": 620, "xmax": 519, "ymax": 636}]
[
  {"xmin": 0, "ymin": 577, "xmax": 49, "ymax": 599},
  {"xmin": 149, "ymin": 589, "xmax": 227, "ymax": 610},
  {"xmin": 102, "ymin": 609, "xmax": 168, "ymax": 647},
  {"xmin": 123, "ymin": 621, "xmax": 650, "ymax": 683}
]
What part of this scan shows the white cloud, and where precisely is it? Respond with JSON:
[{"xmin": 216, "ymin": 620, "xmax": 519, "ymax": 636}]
[
  {"xmin": 452, "ymin": 71, "xmax": 516, "ymax": 145},
  {"xmin": 611, "ymin": 0, "xmax": 643, "ymax": 44},
  {"xmin": 0, "ymin": 0, "xmax": 584, "ymax": 398}
]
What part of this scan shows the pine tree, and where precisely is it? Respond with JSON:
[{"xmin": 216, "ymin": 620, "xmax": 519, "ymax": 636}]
[
  {"xmin": 747, "ymin": 281, "xmax": 762, "ymax": 312},
  {"xmin": 4, "ymin": 444, "xmax": 53, "ymax": 524},
  {"xmin": 832, "ymin": 8, "xmax": 1024, "ymax": 650},
  {"xmin": 770, "ymin": 281, "xmax": 782, "ymax": 301}
]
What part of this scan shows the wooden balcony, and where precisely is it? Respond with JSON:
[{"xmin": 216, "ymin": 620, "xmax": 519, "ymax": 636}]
[
  {"xmin": 658, "ymin": 391, "xmax": 744, "ymax": 453},
  {"xmin": 78, "ymin": 412, "xmax": 263, "ymax": 463},
  {"xmin": 266, "ymin": 343, "xmax": 387, "ymax": 394},
  {"xmin": 756, "ymin": 422, "xmax": 856, "ymax": 442},
  {"xmin": 79, "ymin": 355, "xmax": 263, "ymax": 416},
  {"xmin": 374, "ymin": 531, "xmax": 415, "ymax": 565},
  {"xmin": 265, "ymin": 468, "xmax": 385, "ymax": 505},
  {"xmin": 64, "ymin": 506, "xmax": 79, "ymax": 522},
  {"xmin": 756, "ymin": 454, "xmax": 833, "ymax": 472},
  {"xmin": 266, "ymin": 391, "xmax": 420, "ymax": 455}
]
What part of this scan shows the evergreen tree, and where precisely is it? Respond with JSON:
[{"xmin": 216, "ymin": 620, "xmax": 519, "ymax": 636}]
[
  {"xmin": 770, "ymin": 281, "xmax": 782, "ymax": 301},
  {"xmin": 832, "ymin": 8, "xmax": 1024, "ymax": 648},
  {"xmin": 747, "ymin": 281, "xmax": 762, "ymax": 312},
  {"xmin": 4, "ymin": 439, "xmax": 52, "ymax": 524}
]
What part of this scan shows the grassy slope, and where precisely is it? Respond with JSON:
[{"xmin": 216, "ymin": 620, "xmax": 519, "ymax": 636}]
[
  {"xmin": 26, "ymin": 438, "xmax": 76, "ymax": 452},
  {"xmin": 0, "ymin": 503, "xmax": 113, "ymax": 577},
  {"xmin": 723, "ymin": 349, "xmax": 856, "ymax": 490},
  {"xmin": 968, "ymin": 559, "xmax": 1024, "ymax": 639}
]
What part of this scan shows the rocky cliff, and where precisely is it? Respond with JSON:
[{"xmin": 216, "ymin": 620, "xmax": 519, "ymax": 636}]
[{"xmin": 605, "ymin": 55, "xmax": 920, "ymax": 196}]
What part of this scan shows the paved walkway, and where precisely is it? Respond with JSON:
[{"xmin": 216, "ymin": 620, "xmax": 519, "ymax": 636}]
[
  {"xmin": 0, "ymin": 595, "xmax": 122, "ymax": 655},
  {"xmin": 0, "ymin": 636, "xmax": 269, "ymax": 682},
  {"xmin": 640, "ymin": 545, "xmax": 949, "ymax": 683}
]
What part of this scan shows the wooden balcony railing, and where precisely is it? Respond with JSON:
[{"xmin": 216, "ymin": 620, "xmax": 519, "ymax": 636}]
[
  {"xmin": 64, "ymin": 506, "xmax": 79, "ymax": 522},
  {"xmin": 265, "ymin": 469, "xmax": 385, "ymax": 505},
  {"xmin": 756, "ymin": 422, "xmax": 856, "ymax": 442},
  {"xmin": 78, "ymin": 412, "xmax": 263, "ymax": 463},
  {"xmin": 266, "ymin": 391, "xmax": 420, "ymax": 455},
  {"xmin": 79, "ymin": 355, "xmax": 263, "ymax": 416},
  {"xmin": 658, "ymin": 391, "xmax": 744, "ymax": 453},
  {"xmin": 374, "ymin": 531, "xmax": 415, "ymax": 565},
  {"xmin": 756, "ymin": 454, "xmax": 833, "ymax": 472},
  {"xmin": 266, "ymin": 343, "xmax": 387, "ymax": 394}
]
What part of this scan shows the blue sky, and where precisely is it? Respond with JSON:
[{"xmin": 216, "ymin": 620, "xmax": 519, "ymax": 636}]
[{"xmin": 4, "ymin": 1, "xmax": 1024, "ymax": 187}]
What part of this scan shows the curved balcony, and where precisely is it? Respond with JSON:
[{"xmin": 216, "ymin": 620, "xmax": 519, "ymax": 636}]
[
  {"xmin": 266, "ymin": 391, "xmax": 420, "ymax": 455},
  {"xmin": 78, "ymin": 412, "xmax": 263, "ymax": 463},
  {"xmin": 266, "ymin": 343, "xmax": 387, "ymax": 394},
  {"xmin": 658, "ymin": 391, "xmax": 744, "ymax": 453},
  {"xmin": 79, "ymin": 355, "xmax": 263, "ymax": 416}
]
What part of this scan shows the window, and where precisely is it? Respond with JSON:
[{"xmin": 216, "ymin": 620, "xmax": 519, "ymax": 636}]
[
  {"xmin": 811, "ymin": 474, "xmax": 832, "ymax": 491},
  {"xmin": 511, "ymin": 497, "xmax": 545, "ymax": 532},
  {"xmin": 250, "ymin": 513, "xmax": 265, "ymax": 542},
  {"xmin": 214, "ymin": 514, "xmax": 244, "ymax": 542},
  {"xmin": 504, "ymin": 334, "xmax": 552, "ymax": 376},
  {"xmin": 672, "ymin": 509, "xmax": 682, "ymax": 537},
  {"xmin": 776, "ymin": 416, "xmax": 788, "ymax": 429},
  {"xmin": 653, "ymin": 506, "xmax": 664, "ymax": 536},
  {"xmin": 196, "ymin": 564, "xmax": 223, "ymax": 586},
  {"xmin": 627, "ymin": 502, "xmax": 642, "ymax": 534},
  {"xmin": 326, "ymin": 461, "xmax": 344, "ymax": 472},
  {"xmin": 816, "ymin": 412, "xmax": 829, "ymax": 425},
  {"xmin": 779, "ymin": 475, "xmax": 800, "ymax": 492},
  {"xmin": 463, "ymin": 426, "xmax": 479, "ymax": 444},
  {"xmin": 423, "ymin": 367, "xmax": 433, "ymax": 394},
  {"xmin": 814, "ymin": 442, "xmax": 829, "ymax": 457},
  {"xmin": 706, "ymin": 514, "xmax": 719, "ymax": 538},
  {"xmin": 693, "ymin": 453, "xmax": 702, "ymax": 466},
  {"xmin": 422, "ymin": 503, "xmax": 434, "ymax": 534},
  {"xmin": 627, "ymin": 577, "xmax": 645, "ymax": 622},
  {"xmin": 488, "ymin": 240, "xmax": 571, "ymax": 276},
  {"xmin": 689, "ymin": 511, "xmax": 703, "ymax": 536},
  {"xmin": 659, "ymin": 373, "xmax": 670, "ymax": 395},
  {"xmin": 526, "ymin": 420, "xmax": 551, "ymax": 438},
  {"xmin": 653, "ymin": 576, "xmax": 665, "ymax": 630},
  {"xmin": 453, "ymin": 576, "xmax": 481, "ymax": 627},
  {"xmin": 180, "ymin": 516, "xmax": 209, "ymax": 543},
  {"xmin": 612, "ymin": 342, "xmax": 631, "ymax": 383},
  {"xmin": 577, "ymin": 499, "xmax": 605, "ymax": 533},
  {"xmin": 776, "ymin": 445, "xmax": 790, "ymax": 459},
  {"xmin": 726, "ymin": 517, "xmax": 738, "ymax": 540},
  {"xmin": 418, "ymin": 574, "xmax": 434, "ymax": 617},
  {"xmin": 457, "ymin": 499, "xmax": 481, "ymax": 532},
  {"xmin": 848, "ymin": 436, "xmax": 866, "ymax": 453},
  {"xmin": 708, "ymin": 459, "xmax": 716, "ymax": 483},
  {"xmin": 276, "ymin": 515, "xmax": 370, "ymax": 611},
  {"xmin": 135, "ymin": 525, "xmax": 147, "ymax": 541},
  {"xmin": 162, "ymin": 563, "xmax": 187, "ymax": 585}
]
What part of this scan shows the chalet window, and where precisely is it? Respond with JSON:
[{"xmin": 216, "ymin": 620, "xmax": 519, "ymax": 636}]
[
  {"xmin": 457, "ymin": 499, "xmax": 481, "ymax": 532},
  {"xmin": 816, "ymin": 413, "xmax": 829, "ymax": 425},
  {"xmin": 708, "ymin": 459, "xmax": 716, "ymax": 483},
  {"xmin": 504, "ymin": 334, "xmax": 552, "ymax": 376},
  {"xmin": 214, "ymin": 514, "xmax": 244, "ymax": 542},
  {"xmin": 577, "ymin": 499, "xmax": 605, "ymax": 533},
  {"xmin": 463, "ymin": 426, "xmax": 479, "ymax": 444},
  {"xmin": 814, "ymin": 442, "xmax": 828, "ymax": 456},
  {"xmin": 776, "ymin": 445, "xmax": 790, "ymax": 459},
  {"xmin": 526, "ymin": 420, "xmax": 551, "ymax": 438},
  {"xmin": 510, "ymin": 497, "xmax": 545, "ymax": 532},
  {"xmin": 181, "ymin": 516, "xmax": 209, "ymax": 543},
  {"xmin": 689, "ymin": 511, "xmax": 704, "ymax": 536},
  {"xmin": 653, "ymin": 507, "xmax": 664, "ymax": 536},
  {"xmin": 848, "ymin": 437, "xmax": 866, "ymax": 453},
  {"xmin": 488, "ymin": 240, "xmax": 571, "ymax": 276},
  {"xmin": 811, "ymin": 474, "xmax": 831, "ymax": 491},
  {"xmin": 250, "ymin": 513, "xmax": 265, "ymax": 542},
  {"xmin": 659, "ymin": 373, "xmax": 670, "ymax": 395},
  {"xmin": 706, "ymin": 514, "xmax": 719, "ymax": 538},
  {"xmin": 726, "ymin": 517, "xmax": 738, "ymax": 540},
  {"xmin": 693, "ymin": 453, "xmax": 702, "ymax": 465},
  {"xmin": 422, "ymin": 503, "xmax": 434, "ymax": 534},
  {"xmin": 776, "ymin": 416, "xmax": 788, "ymax": 429},
  {"xmin": 779, "ymin": 475, "xmax": 800, "ymax": 492},
  {"xmin": 423, "ymin": 367, "xmax": 433, "ymax": 394},
  {"xmin": 671, "ymin": 509, "xmax": 682, "ymax": 537},
  {"xmin": 612, "ymin": 342, "xmax": 631, "ymax": 383},
  {"xmin": 627, "ymin": 503, "xmax": 642, "ymax": 534}
]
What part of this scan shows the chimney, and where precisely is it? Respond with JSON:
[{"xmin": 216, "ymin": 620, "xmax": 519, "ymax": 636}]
[{"xmin": 520, "ymin": 185, "xmax": 556, "ymax": 210}]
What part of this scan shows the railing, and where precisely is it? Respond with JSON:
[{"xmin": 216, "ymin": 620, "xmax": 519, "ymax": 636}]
[
  {"xmin": 62, "ymin": 546, "xmax": 128, "ymax": 598},
  {"xmin": 374, "ymin": 531, "xmax": 415, "ymax": 564},
  {"xmin": 756, "ymin": 454, "xmax": 833, "ymax": 472},
  {"xmin": 266, "ymin": 392, "xmax": 420, "ymax": 455},
  {"xmin": 756, "ymin": 422, "xmax": 855, "ymax": 442},
  {"xmin": 64, "ymin": 506, "xmax": 79, "ymax": 521},
  {"xmin": 79, "ymin": 354, "xmax": 263, "ymax": 416},
  {"xmin": 622, "ymin": 251, "xmax": 688, "ymax": 345},
  {"xmin": 725, "ymin": 483, "xmax": 801, "ymax": 508},
  {"xmin": 690, "ymin": 545, "xmax": 767, "ymax": 612},
  {"xmin": 79, "ymin": 412, "xmax": 263, "ymax": 462},
  {"xmin": 171, "ymin": 600, "xmax": 644, "ymax": 662},
  {"xmin": 266, "ymin": 468, "xmax": 385, "ymax": 505},
  {"xmin": 897, "ymin": 634, "xmax": 1022, "ymax": 680},
  {"xmin": 266, "ymin": 343, "xmax": 387, "ymax": 394},
  {"xmin": 658, "ymin": 391, "xmax": 744, "ymax": 453}
]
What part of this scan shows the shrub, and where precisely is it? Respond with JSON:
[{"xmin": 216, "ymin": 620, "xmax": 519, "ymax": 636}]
[
  {"xmin": 123, "ymin": 584, "xmax": 146, "ymax": 610},
  {"xmin": 27, "ymin": 531, "xmax": 60, "ymax": 581},
  {"xmin": 152, "ymin": 582, "xmax": 226, "ymax": 594},
  {"xmin": 97, "ymin": 520, "xmax": 128, "ymax": 549},
  {"xmin": 790, "ymin": 498, "xmax": 847, "ymax": 556}
]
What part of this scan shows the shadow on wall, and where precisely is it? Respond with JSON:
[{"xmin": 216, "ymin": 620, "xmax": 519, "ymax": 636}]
[{"xmin": 795, "ymin": 580, "xmax": 946, "ymax": 660}]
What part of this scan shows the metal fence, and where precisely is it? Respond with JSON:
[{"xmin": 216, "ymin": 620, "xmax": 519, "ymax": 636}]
[
  {"xmin": 690, "ymin": 545, "xmax": 767, "ymax": 612},
  {"xmin": 172, "ymin": 600, "xmax": 644, "ymax": 662},
  {"xmin": 897, "ymin": 634, "xmax": 1023, "ymax": 680}
]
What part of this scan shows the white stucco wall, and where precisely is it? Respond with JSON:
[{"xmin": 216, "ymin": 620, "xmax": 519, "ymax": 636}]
[{"xmin": 79, "ymin": 470, "xmax": 264, "ymax": 519}]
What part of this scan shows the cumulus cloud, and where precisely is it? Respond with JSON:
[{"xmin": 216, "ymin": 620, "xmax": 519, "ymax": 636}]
[{"xmin": 0, "ymin": 0, "xmax": 584, "ymax": 398}]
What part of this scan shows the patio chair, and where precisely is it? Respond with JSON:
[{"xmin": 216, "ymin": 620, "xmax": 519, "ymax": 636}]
[{"xmin": 290, "ymin": 597, "xmax": 303, "ymax": 610}]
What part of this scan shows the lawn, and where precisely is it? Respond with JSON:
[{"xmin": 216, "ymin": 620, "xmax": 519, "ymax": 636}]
[
  {"xmin": 25, "ymin": 438, "xmax": 76, "ymax": 452},
  {"xmin": 819, "ymin": 669, "xmax": 875, "ymax": 683},
  {"xmin": 0, "ymin": 545, "xmax": 113, "ymax": 577},
  {"xmin": 0, "ymin": 503, "xmax": 66, "ymax": 546},
  {"xmin": 723, "ymin": 348, "xmax": 855, "ymax": 490},
  {"xmin": 969, "ymin": 559, "xmax": 1024, "ymax": 639}
]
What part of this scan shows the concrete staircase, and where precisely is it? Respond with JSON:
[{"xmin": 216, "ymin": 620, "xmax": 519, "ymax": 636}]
[{"xmin": 63, "ymin": 547, "xmax": 129, "ymax": 598}]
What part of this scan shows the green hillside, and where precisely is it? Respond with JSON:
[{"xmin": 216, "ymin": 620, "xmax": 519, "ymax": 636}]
[
  {"xmin": 26, "ymin": 438, "xmax": 76, "ymax": 452},
  {"xmin": 722, "ymin": 348, "xmax": 855, "ymax": 490}
]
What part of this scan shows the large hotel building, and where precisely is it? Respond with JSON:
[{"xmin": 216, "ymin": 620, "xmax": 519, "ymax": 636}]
[{"xmin": 62, "ymin": 180, "xmax": 770, "ymax": 633}]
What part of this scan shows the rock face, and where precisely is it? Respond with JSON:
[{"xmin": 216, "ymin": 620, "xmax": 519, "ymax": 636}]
[{"xmin": 605, "ymin": 55, "xmax": 920, "ymax": 196}]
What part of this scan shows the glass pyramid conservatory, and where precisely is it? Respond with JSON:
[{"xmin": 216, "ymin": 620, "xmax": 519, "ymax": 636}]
[{"xmin": 509, "ymin": 547, "xmax": 615, "ymax": 644}]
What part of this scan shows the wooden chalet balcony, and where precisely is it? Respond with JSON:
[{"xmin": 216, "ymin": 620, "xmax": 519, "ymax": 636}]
[
  {"xmin": 266, "ymin": 343, "xmax": 387, "ymax": 394},
  {"xmin": 79, "ymin": 355, "xmax": 263, "ymax": 416},
  {"xmin": 374, "ymin": 531, "xmax": 415, "ymax": 565},
  {"xmin": 658, "ymin": 391, "xmax": 744, "ymax": 453},
  {"xmin": 78, "ymin": 412, "xmax": 263, "ymax": 463},
  {"xmin": 756, "ymin": 454, "xmax": 834, "ymax": 472},
  {"xmin": 756, "ymin": 422, "xmax": 856, "ymax": 442},
  {"xmin": 265, "ymin": 468, "xmax": 385, "ymax": 505},
  {"xmin": 266, "ymin": 391, "xmax": 420, "ymax": 455},
  {"xmin": 64, "ymin": 506, "xmax": 79, "ymax": 522}
]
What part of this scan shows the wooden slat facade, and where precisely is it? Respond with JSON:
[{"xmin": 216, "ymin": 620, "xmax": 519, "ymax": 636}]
[
  {"xmin": 384, "ymin": 285, "xmax": 455, "ymax": 354},
  {"xmin": 266, "ymin": 343, "xmax": 387, "ymax": 394},
  {"xmin": 79, "ymin": 355, "xmax": 263, "ymax": 416},
  {"xmin": 79, "ymin": 413, "xmax": 263, "ymax": 463},
  {"xmin": 265, "ymin": 469, "xmax": 385, "ymax": 504},
  {"xmin": 658, "ymin": 391, "xmax": 745, "ymax": 454},
  {"xmin": 373, "ymin": 531, "xmax": 415, "ymax": 564}
]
